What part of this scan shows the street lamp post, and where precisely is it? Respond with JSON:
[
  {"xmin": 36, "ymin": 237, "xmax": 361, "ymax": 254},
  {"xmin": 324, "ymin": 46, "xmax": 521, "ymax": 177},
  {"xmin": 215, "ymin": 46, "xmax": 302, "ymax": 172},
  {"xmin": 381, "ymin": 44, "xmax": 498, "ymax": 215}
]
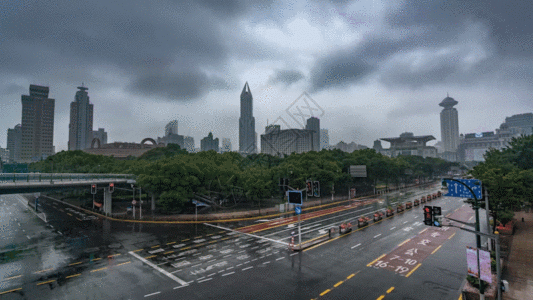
[
  {"xmin": 139, "ymin": 187, "xmax": 142, "ymax": 219},
  {"xmin": 132, "ymin": 184, "xmax": 136, "ymax": 219}
]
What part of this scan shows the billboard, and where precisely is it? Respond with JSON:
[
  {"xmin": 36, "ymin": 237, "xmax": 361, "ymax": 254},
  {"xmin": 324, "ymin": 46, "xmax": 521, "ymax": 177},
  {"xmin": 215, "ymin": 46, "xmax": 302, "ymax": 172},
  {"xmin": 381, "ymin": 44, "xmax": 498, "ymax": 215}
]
[
  {"xmin": 466, "ymin": 246, "xmax": 491, "ymax": 283},
  {"xmin": 466, "ymin": 246, "xmax": 479, "ymax": 278},
  {"xmin": 350, "ymin": 165, "xmax": 367, "ymax": 177}
]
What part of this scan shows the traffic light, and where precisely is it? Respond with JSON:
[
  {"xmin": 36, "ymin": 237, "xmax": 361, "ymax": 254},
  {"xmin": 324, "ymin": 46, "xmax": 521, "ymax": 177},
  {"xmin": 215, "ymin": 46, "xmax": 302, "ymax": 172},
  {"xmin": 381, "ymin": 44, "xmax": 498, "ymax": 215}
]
[
  {"xmin": 432, "ymin": 206, "xmax": 442, "ymax": 227},
  {"xmin": 423, "ymin": 205, "xmax": 433, "ymax": 226},
  {"xmin": 109, "ymin": 183, "xmax": 114, "ymax": 193},
  {"xmin": 91, "ymin": 184, "xmax": 97, "ymax": 194},
  {"xmin": 306, "ymin": 181, "xmax": 313, "ymax": 197},
  {"xmin": 313, "ymin": 181, "xmax": 320, "ymax": 197}
]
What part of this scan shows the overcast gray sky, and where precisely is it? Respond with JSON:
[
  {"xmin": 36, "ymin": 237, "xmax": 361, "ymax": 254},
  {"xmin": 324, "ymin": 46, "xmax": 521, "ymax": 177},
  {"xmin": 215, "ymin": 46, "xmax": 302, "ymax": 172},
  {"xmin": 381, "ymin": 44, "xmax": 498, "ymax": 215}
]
[{"xmin": 1, "ymin": 0, "xmax": 532, "ymax": 152}]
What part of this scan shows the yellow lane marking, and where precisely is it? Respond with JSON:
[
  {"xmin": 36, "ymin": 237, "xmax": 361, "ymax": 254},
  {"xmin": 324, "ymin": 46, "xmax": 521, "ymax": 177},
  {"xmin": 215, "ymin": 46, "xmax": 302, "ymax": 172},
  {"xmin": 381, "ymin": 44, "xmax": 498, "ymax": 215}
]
[
  {"xmin": 367, "ymin": 254, "xmax": 386, "ymax": 267},
  {"xmin": 35, "ymin": 268, "xmax": 54, "ymax": 274},
  {"xmin": 108, "ymin": 254, "xmax": 121, "ymax": 257},
  {"xmin": 194, "ymin": 236, "xmax": 203, "ymax": 239},
  {"xmin": 91, "ymin": 258, "xmax": 102, "ymax": 261},
  {"xmin": 151, "ymin": 245, "xmax": 160, "ymax": 248},
  {"xmin": 4, "ymin": 275, "xmax": 22, "ymax": 281},
  {"xmin": 458, "ymin": 294, "xmax": 463, "ymax": 300},
  {"xmin": 334, "ymin": 281, "xmax": 344, "ymax": 288},
  {"xmin": 166, "ymin": 242, "xmax": 176, "ymax": 245},
  {"xmin": 145, "ymin": 255, "xmax": 156, "ymax": 259},
  {"xmin": 67, "ymin": 213, "xmax": 73, "ymax": 216},
  {"xmin": 180, "ymin": 246, "xmax": 191, "ymax": 250},
  {"xmin": 398, "ymin": 239, "xmax": 410, "ymax": 247},
  {"xmin": 182, "ymin": 239, "xmax": 190, "ymax": 242},
  {"xmin": 347, "ymin": 273, "xmax": 356, "ymax": 279},
  {"xmin": 90, "ymin": 266, "xmax": 108, "ymax": 273},
  {"xmin": 69, "ymin": 261, "xmax": 83, "ymax": 266},
  {"xmin": 218, "ymin": 231, "xmax": 225, "ymax": 234},
  {"xmin": 132, "ymin": 249, "xmax": 144, "ymax": 253},
  {"xmin": 405, "ymin": 263, "xmax": 422, "ymax": 278},
  {"xmin": 431, "ymin": 245, "xmax": 443, "ymax": 255},
  {"xmin": 419, "ymin": 228, "xmax": 428, "ymax": 234},
  {"xmin": 116, "ymin": 261, "xmax": 131, "ymax": 267},
  {"xmin": 386, "ymin": 287, "xmax": 395, "ymax": 293},
  {"xmin": 0, "ymin": 288, "xmax": 22, "ymax": 295},
  {"xmin": 164, "ymin": 251, "xmax": 174, "ymax": 255},
  {"xmin": 208, "ymin": 240, "xmax": 217, "ymax": 244},
  {"xmin": 320, "ymin": 289, "xmax": 331, "ymax": 296},
  {"xmin": 37, "ymin": 279, "xmax": 55, "ymax": 286},
  {"xmin": 76, "ymin": 218, "xmax": 82, "ymax": 221},
  {"xmin": 220, "ymin": 237, "xmax": 230, "ymax": 241},
  {"xmin": 377, "ymin": 295, "xmax": 385, "ymax": 300},
  {"xmin": 66, "ymin": 273, "xmax": 81, "ymax": 279},
  {"xmin": 206, "ymin": 233, "xmax": 214, "ymax": 236},
  {"xmin": 448, "ymin": 233, "xmax": 456, "ymax": 239}
]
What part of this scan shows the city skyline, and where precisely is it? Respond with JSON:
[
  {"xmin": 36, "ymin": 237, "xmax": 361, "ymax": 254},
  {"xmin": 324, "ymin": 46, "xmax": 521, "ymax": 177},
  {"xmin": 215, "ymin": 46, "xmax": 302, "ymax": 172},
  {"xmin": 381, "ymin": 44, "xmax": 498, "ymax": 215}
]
[{"xmin": 1, "ymin": 0, "xmax": 533, "ymax": 152}]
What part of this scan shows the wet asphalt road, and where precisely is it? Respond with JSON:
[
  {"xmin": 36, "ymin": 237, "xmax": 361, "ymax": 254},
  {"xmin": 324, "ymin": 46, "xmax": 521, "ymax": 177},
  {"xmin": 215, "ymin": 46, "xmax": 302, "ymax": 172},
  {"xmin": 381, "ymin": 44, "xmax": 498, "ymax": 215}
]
[{"xmin": 0, "ymin": 185, "xmax": 487, "ymax": 300}]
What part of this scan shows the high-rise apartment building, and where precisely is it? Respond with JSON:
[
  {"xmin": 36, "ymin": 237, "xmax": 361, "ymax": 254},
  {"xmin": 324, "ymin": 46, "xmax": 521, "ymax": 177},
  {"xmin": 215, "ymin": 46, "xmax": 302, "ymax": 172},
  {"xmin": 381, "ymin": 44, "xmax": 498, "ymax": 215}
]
[
  {"xmin": 239, "ymin": 82, "xmax": 256, "ymax": 154},
  {"xmin": 501, "ymin": 113, "xmax": 533, "ymax": 135},
  {"xmin": 439, "ymin": 95, "xmax": 459, "ymax": 152},
  {"xmin": 68, "ymin": 86, "xmax": 94, "ymax": 150},
  {"xmin": 221, "ymin": 138, "xmax": 232, "ymax": 153},
  {"xmin": 20, "ymin": 85, "xmax": 55, "ymax": 162},
  {"xmin": 92, "ymin": 128, "xmax": 108, "ymax": 145},
  {"xmin": 7, "ymin": 124, "xmax": 22, "ymax": 163},
  {"xmin": 201, "ymin": 132, "xmax": 219, "ymax": 152},
  {"xmin": 0, "ymin": 147, "xmax": 10, "ymax": 163},
  {"xmin": 165, "ymin": 120, "xmax": 178, "ymax": 136},
  {"xmin": 305, "ymin": 117, "xmax": 320, "ymax": 151},
  {"xmin": 261, "ymin": 126, "xmax": 315, "ymax": 157},
  {"xmin": 320, "ymin": 129, "xmax": 329, "ymax": 150},
  {"xmin": 184, "ymin": 136, "xmax": 195, "ymax": 152}
]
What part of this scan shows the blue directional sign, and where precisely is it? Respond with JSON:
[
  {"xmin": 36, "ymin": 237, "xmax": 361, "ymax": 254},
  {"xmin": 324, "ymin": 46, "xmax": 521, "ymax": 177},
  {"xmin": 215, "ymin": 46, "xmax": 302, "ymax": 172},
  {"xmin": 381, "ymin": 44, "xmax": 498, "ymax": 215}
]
[
  {"xmin": 295, "ymin": 206, "xmax": 301, "ymax": 215},
  {"xmin": 444, "ymin": 179, "xmax": 482, "ymax": 199}
]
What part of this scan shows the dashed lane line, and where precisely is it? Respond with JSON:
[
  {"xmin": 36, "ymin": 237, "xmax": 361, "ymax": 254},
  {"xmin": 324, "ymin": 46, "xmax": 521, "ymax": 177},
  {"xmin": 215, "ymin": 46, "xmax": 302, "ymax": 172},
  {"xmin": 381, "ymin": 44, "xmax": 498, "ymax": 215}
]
[
  {"xmin": 0, "ymin": 288, "xmax": 22, "ymax": 295},
  {"xmin": 222, "ymin": 272, "xmax": 235, "ymax": 277},
  {"xmin": 387, "ymin": 287, "xmax": 395, "ymax": 293},
  {"xmin": 351, "ymin": 243, "xmax": 361, "ymax": 249},
  {"xmin": 242, "ymin": 266, "xmax": 253, "ymax": 271},
  {"xmin": 144, "ymin": 291, "xmax": 161, "ymax": 297},
  {"xmin": 37, "ymin": 279, "xmax": 56, "ymax": 286}
]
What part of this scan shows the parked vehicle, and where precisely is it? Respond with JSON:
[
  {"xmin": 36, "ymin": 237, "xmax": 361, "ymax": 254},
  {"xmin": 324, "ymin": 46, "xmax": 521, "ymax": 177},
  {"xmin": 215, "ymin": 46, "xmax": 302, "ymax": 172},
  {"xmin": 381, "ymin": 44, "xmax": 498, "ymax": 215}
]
[
  {"xmin": 406, "ymin": 201, "xmax": 413, "ymax": 209},
  {"xmin": 339, "ymin": 222, "xmax": 353, "ymax": 234},
  {"xmin": 414, "ymin": 199, "xmax": 420, "ymax": 206},
  {"xmin": 427, "ymin": 194, "xmax": 432, "ymax": 201},
  {"xmin": 397, "ymin": 203, "xmax": 405, "ymax": 212},
  {"xmin": 373, "ymin": 211, "xmax": 384, "ymax": 222},
  {"xmin": 420, "ymin": 196, "xmax": 426, "ymax": 203},
  {"xmin": 357, "ymin": 216, "xmax": 371, "ymax": 228}
]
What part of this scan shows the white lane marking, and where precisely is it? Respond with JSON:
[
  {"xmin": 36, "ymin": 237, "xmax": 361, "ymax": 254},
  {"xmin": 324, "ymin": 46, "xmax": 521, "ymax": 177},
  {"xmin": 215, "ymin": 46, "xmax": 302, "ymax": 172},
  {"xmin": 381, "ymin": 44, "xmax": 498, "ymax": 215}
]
[
  {"xmin": 174, "ymin": 285, "xmax": 187, "ymax": 290},
  {"xmin": 223, "ymin": 254, "xmax": 232, "ymax": 258},
  {"xmin": 290, "ymin": 253, "xmax": 298, "ymax": 256},
  {"xmin": 144, "ymin": 292, "xmax": 161, "ymax": 297},
  {"xmin": 403, "ymin": 221, "xmax": 409, "ymax": 224},
  {"xmin": 242, "ymin": 266, "xmax": 253, "ymax": 271},
  {"xmin": 129, "ymin": 251, "xmax": 188, "ymax": 286},
  {"xmin": 318, "ymin": 229, "xmax": 327, "ymax": 234},
  {"xmin": 198, "ymin": 278, "xmax": 213, "ymax": 283},
  {"xmin": 390, "ymin": 227, "xmax": 396, "ymax": 230},
  {"xmin": 203, "ymin": 223, "xmax": 288, "ymax": 246},
  {"xmin": 263, "ymin": 261, "xmax": 270, "ymax": 265},
  {"xmin": 236, "ymin": 264, "xmax": 243, "ymax": 267},
  {"xmin": 26, "ymin": 235, "xmax": 31, "ymax": 239},
  {"xmin": 170, "ymin": 269, "xmax": 182, "ymax": 274},
  {"xmin": 226, "ymin": 267, "xmax": 234, "ymax": 270},
  {"xmin": 196, "ymin": 276, "xmax": 206, "ymax": 281},
  {"xmin": 244, "ymin": 261, "xmax": 251, "ymax": 264},
  {"xmin": 276, "ymin": 257, "xmax": 285, "ymax": 261},
  {"xmin": 206, "ymin": 259, "xmax": 216, "ymax": 263},
  {"xmin": 252, "ymin": 258, "xmax": 258, "ymax": 261},
  {"xmin": 207, "ymin": 273, "xmax": 216, "ymax": 277},
  {"xmin": 218, "ymin": 270, "xmax": 225, "ymax": 273},
  {"xmin": 222, "ymin": 272, "xmax": 235, "ymax": 276},
  {"xmin": 351, "ymin": 243, "xmax": 361, "ymax": 249},
  {"xmin": 374, "ymin": 234, "xmax": 382, "ymax": 238}
]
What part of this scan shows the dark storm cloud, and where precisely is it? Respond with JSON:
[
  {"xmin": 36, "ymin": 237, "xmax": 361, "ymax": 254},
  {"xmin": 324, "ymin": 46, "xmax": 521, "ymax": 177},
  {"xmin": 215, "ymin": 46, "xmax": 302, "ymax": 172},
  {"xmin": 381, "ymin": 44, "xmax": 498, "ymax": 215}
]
[
  {"xmin": 387, "ymin": 0, "xmax": 533, "ymax": 57},
  {"xmin": 310, "ymin": 0, "xmax": 533, "ymax": 92},
  {"xmin": 0, "ymin": 0, "xmax": 272, "ymax": 101},
  {"xmin": 268, "ymin": 69, "xmax": 304, "ymax": 86}
]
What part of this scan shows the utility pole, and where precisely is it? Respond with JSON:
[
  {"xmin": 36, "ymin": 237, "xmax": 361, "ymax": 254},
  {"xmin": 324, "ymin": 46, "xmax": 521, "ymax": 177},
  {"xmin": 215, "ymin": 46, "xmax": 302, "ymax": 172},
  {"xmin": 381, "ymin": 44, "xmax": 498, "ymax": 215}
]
[{"xmin": 139, "ymin": 187, "xmax": 142, "ymax": 220}]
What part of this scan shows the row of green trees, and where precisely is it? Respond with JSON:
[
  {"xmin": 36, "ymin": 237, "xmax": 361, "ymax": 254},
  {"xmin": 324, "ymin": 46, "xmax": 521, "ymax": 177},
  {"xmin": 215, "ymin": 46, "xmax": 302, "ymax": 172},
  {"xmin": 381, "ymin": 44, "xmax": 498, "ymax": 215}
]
[
  {"xmin": 30, "ymin": 145, "xmax": 458, "ymax": 213},
  {"xmin": 470, "ymin": 135, "xmax": 533, "ymax": 228}
]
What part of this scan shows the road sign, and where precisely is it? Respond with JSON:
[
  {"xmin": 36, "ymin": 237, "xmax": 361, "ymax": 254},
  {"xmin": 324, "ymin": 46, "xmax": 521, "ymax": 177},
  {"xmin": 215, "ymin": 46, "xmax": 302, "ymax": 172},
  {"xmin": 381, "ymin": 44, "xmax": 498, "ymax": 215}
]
[
  {"xmin": 192, "ymin": 200, "xmax": 198, "ymax": 205},
  {"xmin": 132, "ymin": 200, "xmax": 137, "ymax": 205},
  {"xmin": 444, "ymin": 179, "xmax": 482, "ymax": 199},
  {"xmin": 350, "ymin": 165, "xmax": 367, "ymax": 177},
  {"xmin": 288, "ymin": 190, "xmax": 303, "ymax": 205},
  {"xmin": 295, "ymin": 206, "xmax": 301, "ymax": 215}
]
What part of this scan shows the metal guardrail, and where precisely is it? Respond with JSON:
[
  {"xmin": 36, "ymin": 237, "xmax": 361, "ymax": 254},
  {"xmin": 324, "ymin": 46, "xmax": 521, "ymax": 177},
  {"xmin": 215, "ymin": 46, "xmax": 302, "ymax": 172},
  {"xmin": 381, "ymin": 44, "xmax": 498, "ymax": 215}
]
[{"xmin": 0, "ymin": 173, "xmax": 135, "ymax": 184}]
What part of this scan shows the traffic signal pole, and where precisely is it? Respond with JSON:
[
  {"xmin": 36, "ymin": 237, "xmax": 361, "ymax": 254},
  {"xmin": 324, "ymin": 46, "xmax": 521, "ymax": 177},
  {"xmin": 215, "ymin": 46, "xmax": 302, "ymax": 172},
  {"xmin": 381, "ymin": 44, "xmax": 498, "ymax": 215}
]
[{"xmin": 443, "ymin": 178, "xmax": 499, "ymax": 300}]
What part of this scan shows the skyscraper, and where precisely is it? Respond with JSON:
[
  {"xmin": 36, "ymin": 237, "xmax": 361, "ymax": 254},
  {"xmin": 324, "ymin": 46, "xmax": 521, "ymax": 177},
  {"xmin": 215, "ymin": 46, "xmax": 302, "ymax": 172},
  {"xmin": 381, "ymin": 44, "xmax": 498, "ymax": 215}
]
[
  {"xmin": 439, "ymin": 94, "xmax": 459, "ymax": 152},
  {"xmin": 184, "ymin": 136, "xmax": 195, "ymax": 152},
  {"xmin": 239, "ymin": 82, "xmax": 256, "ymax": 154},
  {"xmin": 201, "ymin": 132, "xmax": 219, "ymax": 152},
  {"xmin": 221, "ymin": 138, "xmax": 232, "ymax": 153},
  {"xmin": 305, "ymin": 117, "xmax": 320, "ymax": 151},
  {"xmin": 68, "ymin": 85, "xmax": 94, "ymax": 150},
  {"xmin": 320, "ymin": 129, "xmax": 329, "ymax": 150},
  {"xmin": 165, "ymin": 120, "xmax": 178, "ymax": 136},
  {"xmin": 20, "ymin": 85, "xmax": 55, "ymax": 162},
  {"xmin": 7, "ymin": 124, "xmax": 22, "ymax": 163}
]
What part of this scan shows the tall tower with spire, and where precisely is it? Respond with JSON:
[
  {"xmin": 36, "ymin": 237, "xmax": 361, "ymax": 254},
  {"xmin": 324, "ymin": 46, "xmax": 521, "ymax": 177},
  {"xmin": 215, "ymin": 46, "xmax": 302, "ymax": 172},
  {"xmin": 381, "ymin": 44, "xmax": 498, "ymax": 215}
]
[
  {"xmin": 439, "ymin": 94, "xmax": 459, "ymax": 152},
  {"xmin": 68, "ymin": 85, "xmax": 94, "ymax": 150},
  {"xmin": 239, "ymin": 82, "xmax": 256, "ymax": 154}
]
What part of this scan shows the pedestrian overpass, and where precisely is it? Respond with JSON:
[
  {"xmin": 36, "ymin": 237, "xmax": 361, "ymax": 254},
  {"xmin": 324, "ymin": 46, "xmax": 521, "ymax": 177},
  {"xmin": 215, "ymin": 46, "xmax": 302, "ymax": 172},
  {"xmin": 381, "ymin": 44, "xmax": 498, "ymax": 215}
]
[{"xmin": 0, "ymin": 173, "xmax": 138, "ymax": 216}]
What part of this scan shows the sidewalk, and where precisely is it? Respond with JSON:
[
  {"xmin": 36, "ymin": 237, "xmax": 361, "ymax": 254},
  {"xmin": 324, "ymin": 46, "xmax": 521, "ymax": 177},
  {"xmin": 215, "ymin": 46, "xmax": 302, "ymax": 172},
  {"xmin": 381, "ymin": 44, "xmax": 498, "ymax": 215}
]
[{"xmin": 502, "ymin": 211, "xmax": 533, "ymax": 300}]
